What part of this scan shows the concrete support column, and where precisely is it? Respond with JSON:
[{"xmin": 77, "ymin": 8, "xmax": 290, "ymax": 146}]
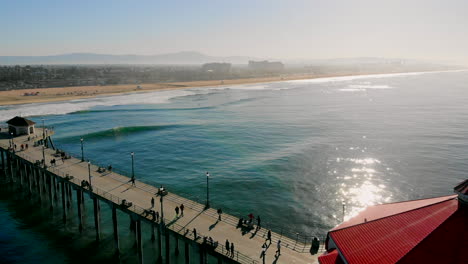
[
  {"xmin": 18, "ymin": 162, "xmax": 24, "ymax": 187},
  {"xmin": 130, "ymin": 216, "xmax": 136, "ymax": 231},
  {"xmin": 136, "ymin": 219, "xmax": 143, "ymax": 264},
  {"xmin": 8, "ymin": 153, "xmax": 13, "ymax": 181},
  {"xmin": 175, "ymin": 234, "xmax": 179, "ymax": 256},
  {"xmin": 0, "ymin": 149, "xmax": 5, "ymax": 173},
  {"xmin": 184, "ymin": 240, "xmax": 190, "ymax": 264},
  {"xmin": 76, "ymin": 189, "xmax": 83, "ymax": 232},
  {"xmin": 27, "ymin": 165, "xmax": 32, "ymax": 195},
  {"xmin": 156, "ymin": 224, "xmax": 163, "ymax": 264},
  {"xmin": 61, "ymin": 182, "xmax": 67, "ymax": 222},
  {"xmin": 165, "ymin": 228, "xmax": 170, "ymax": 264},
  {"xmin": 151, "ymin": 224, "xmax": 155, "ymax": 242},
  {"xmin": 36, "ymin": 168, "xmax": 42, "ymax": 202},
  {"xmin": 111, "ymin": 205, "xmax": 120, "ymax": 255},
  {"xmin": 199, "ymin": 244, "xmax": 205, "ymax": 264},
  {"xmin": 53, "ymin": 177, "xmax": 58, "ymax": 201},
  {"xmin": 93, "ymin": 196, "xmax": 101, "ymax": 241},
  {"xmin": 47, "ymin": 173, "xmax": 54, "ymax": 211},
  {"xmin": 67, "ymin": 184, "xmax": 72, "ymax": 208}
]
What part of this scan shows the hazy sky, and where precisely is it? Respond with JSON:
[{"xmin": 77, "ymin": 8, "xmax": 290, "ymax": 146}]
[{"xmin": 2, "ymin": 0, "xmax": 468, "ymax": 64}]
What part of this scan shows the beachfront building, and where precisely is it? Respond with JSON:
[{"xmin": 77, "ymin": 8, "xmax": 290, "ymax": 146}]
[
  {"xmin": 318, "ymin": 179, "xmax": 468, "ymax": 264},
  {"xmin": 6, "ymin": 116, "xmax": 36, "ymax": 136}
]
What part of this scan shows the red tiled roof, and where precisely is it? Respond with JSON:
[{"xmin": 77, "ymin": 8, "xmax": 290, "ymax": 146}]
[
  {"xmin": 398, "ymin": 208, "xmax": 468, "ymax": 264},
  {"xmin": 330, "ymin": 198, "xmax": 458, "ymax": 264},
  {"xmin": 332, "ymin": 195, "xmax": 457, "ymax": 231},
  {"xmin": 318, "ymin": 249, "xmax": 344, "ymax": 264},
  {"xmin": 454, "ymin": 179, "xmax": 468, "ymax": 195}
]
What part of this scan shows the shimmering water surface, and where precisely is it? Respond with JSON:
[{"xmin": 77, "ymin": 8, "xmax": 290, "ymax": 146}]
[{"xmin": 1, "ymin": 71, "xmax": 468, "ymax": 263}]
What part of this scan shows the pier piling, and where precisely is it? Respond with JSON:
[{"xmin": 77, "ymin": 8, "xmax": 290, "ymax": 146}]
[
  {"xmin": 93, "ymin": 196, "xmax": 101, "ymax": 241},
  {"xmin": 111, "ymin": 205, "xmax": 120, "ymax": 255}
]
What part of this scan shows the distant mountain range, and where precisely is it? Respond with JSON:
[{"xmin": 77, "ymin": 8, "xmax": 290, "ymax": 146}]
[
  {"xmin": 0, "ymin": 51, "xmax": 450, "ymax": 66},
  {"xmin": 0, "ymin": 51, "xmax": 261, "ymax": 65}
]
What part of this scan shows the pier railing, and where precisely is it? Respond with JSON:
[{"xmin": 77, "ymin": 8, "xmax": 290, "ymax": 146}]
[
  {"xmin": 7, "ymin": 149, "xmax": 259, "ymax": 264},
  {"xmin": 35, "ymin": 141, "xmax": 325, "ymax": 254}
]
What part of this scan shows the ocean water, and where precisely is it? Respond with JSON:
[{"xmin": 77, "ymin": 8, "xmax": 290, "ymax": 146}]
[{"xmin": 1, "ymin": 70, "xmax": 468, "ymax": 263}]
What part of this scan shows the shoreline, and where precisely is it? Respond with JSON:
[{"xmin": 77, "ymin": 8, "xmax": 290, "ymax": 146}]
[{"xmin": 0, "ymin": 70, "xmax": 464, "ymax": 106}]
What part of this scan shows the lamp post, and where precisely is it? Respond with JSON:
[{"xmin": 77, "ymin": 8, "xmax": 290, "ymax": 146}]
[
  {"xmin": 88, "ymin": 161, "xmax": 92, "ymax": 191},
  {"xmin": 42, "ymin": 140, "xmax": 46, "ymax": 168},
  {"xmin": 342, "ymin": 202, "xmax": 346, "ymax": 222},
  {"xmin": 160, "ymin": 194, "xmax": 165, "ymax": 225},
  {"xmin": 131, "ymin": 152, "xmax": 135, "ymax": 182},
  {"xmin": 80, "ymin": 138, "xmax": 84, "ymax": 162},
  {"xmin": 42, "ymin": 118, "xmax": 45, "ymax": 139},
  {"xmin": 10, "ymin": 132, "xmax": 15, "ymax": 152},
  {"xmin": 205, "ymin": 172, "xmax": 210, "ymax": 209}
]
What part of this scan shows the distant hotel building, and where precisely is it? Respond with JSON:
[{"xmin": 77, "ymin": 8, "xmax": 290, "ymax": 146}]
[{"xmin": 248, "ymin": 60, "xmax": 284, "ymax": 72}]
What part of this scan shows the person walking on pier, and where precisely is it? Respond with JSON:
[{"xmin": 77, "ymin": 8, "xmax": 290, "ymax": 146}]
[
  {"xmin": 151, "ymin": 197, "xmax": 155, "ymax": 208},
  {"xmin": 257, "ymin": 215, "xmax": 261, "ymax": 230},
  {"xmin": 261, "ymin": 244, "xmax": 267, "ymax": 263},
  {"xmin": 230, "ymin": 242, "xmax": 234, "ymax": 257},
  {"xmin": 193, "ymin": 228, "xmax": 198, "ymax": 240},
  {"xmin": 175, "ymin": 206, "xmax": 180, "ymax": 217},
  {"xmin": 180, "ymin": 203, "xmax": 184, "ymax": 216},
  {"xmin": 266, "ymin": 230, "xmax": 272, "ymax": 243},
  {"xmin": 225, "ymin": 239, "xmax": 230, "ymax": 255},
  {"xmin": 276, "ymin": 240, "xmax": 281, "ymax": 256},
  {"xmin": 130, "ymin": 177, "xmax": 136, "ymax": 186},
  {"xmin": 217, "ymin": 208, "xmax": 223, "ymax": 221}
]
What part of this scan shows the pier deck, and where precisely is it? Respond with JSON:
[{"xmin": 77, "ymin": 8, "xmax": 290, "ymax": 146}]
[{"xmin": 0, "ymin": 129, "xmax": 319, "ymax": 264}]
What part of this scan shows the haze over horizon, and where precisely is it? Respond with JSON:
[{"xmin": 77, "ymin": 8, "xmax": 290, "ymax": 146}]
[{"xmin": 2, "ymin": 0, "xmax": 468, "ymax": 65}]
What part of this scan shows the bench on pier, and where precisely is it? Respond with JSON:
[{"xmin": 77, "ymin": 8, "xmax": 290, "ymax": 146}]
[{"xmin": 121, "ymin": 199, "xmax": 132, "ymax": 208}]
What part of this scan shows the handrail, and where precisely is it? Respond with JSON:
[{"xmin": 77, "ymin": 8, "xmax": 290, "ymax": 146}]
[{"xmin": 2, "ymin": 141, "xmax": 327, "ymax": 255}]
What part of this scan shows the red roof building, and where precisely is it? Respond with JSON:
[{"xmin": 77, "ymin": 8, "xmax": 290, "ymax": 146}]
[{"xmin": 319, "ymin": 180, "xmax": 468, "ymax": 264}]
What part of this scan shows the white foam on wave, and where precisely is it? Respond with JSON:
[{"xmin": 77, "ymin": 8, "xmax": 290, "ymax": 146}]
[
  {"xmin": 286, "ymin": 69, "xmax": 468, "ymax": 84},
  {"xmin": 339, "ymin": 84, "xmax": 392, "ymax": 92},
  {"xmin": 0, "ymin": 89, "xmax": 195, "ymax": 122}
]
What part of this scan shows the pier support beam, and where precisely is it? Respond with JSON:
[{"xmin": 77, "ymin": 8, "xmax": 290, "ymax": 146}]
[
  {"xmin": 61, "ymin": 182, "xmax": 67, "ymax": 222},
  {"xmin": 93, "ymin": 196, "xmax": 101, "ymax": 241},
  {"xmin": 184, "ymin": 240, "xmax": 190, "ymax": 264},
  {"xmin": 136, "ymin": 219, "xmax": 143, "ymax": 264},
  {"xmin": 175, "ymin": 234, "xmax": 179, "ymax": 256},
  {"xmin": 67, "ymin": 184, "xmax": 72, "ymax": 208},
  {"xmin": 112, "ymin": 205, "xmax": 120, "ymax": 255},
  {"xmin": 156, "ymin": 224, "xmax": 163, "ymax": 264},
  {"xmin": 165, "ymin": 228, "xmax": 170, "ymax": 264},
  {"xmin": 76, "ymin": 189, "xmax": 84, "ymax": 232},
  {"xmin": 0, "ymin": 149, "xmax": 5, "ymax": 174},
  {"xmin": 48, "ymin": 173, "xmax": 54, "ymax": 211}
]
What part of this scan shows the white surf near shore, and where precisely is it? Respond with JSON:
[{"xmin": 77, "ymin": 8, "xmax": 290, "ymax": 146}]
[{"xmin": 0, "ymin": 69, "xmax": 466, "ymax": 122}]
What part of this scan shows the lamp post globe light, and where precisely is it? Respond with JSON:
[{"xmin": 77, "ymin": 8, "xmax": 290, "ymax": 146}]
[
  {"xmin": 205, "ymin": 172, "xmax": 210, "ymax": 209},
  {"xmin": 80, "ymin": 138, "xmax": 84, "ymax": 162}
]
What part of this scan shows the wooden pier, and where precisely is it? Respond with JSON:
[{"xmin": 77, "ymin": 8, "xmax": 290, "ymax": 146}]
[{"xmin": 0, "ymin": 128, "xmax": 319, "ymax": 264}]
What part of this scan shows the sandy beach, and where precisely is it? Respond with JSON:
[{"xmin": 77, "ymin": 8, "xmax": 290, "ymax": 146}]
[{"xmin": 0, "ymin": 72, "xmax": 410, "ymax": 106}]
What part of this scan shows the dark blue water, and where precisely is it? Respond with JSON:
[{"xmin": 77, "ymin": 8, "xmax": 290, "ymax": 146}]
[{"xmin": 1, "ymin": 70, "xmax": 468, "ymax": 263}]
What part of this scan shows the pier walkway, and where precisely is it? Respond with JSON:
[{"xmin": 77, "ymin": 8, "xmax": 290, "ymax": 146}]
[{"xmin": 0, "ymin": 129, "xmax": 319, "ymax": 264}]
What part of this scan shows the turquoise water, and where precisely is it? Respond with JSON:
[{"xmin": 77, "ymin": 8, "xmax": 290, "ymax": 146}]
[{"xmin": 1, "ymin": 70, "xmax": 468, "ymax": 262}]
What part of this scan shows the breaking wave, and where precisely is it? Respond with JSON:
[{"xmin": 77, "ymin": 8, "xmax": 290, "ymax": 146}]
[{"xmin": 61, "ymin": 124, "xmax": 190, "ymax": 142}]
